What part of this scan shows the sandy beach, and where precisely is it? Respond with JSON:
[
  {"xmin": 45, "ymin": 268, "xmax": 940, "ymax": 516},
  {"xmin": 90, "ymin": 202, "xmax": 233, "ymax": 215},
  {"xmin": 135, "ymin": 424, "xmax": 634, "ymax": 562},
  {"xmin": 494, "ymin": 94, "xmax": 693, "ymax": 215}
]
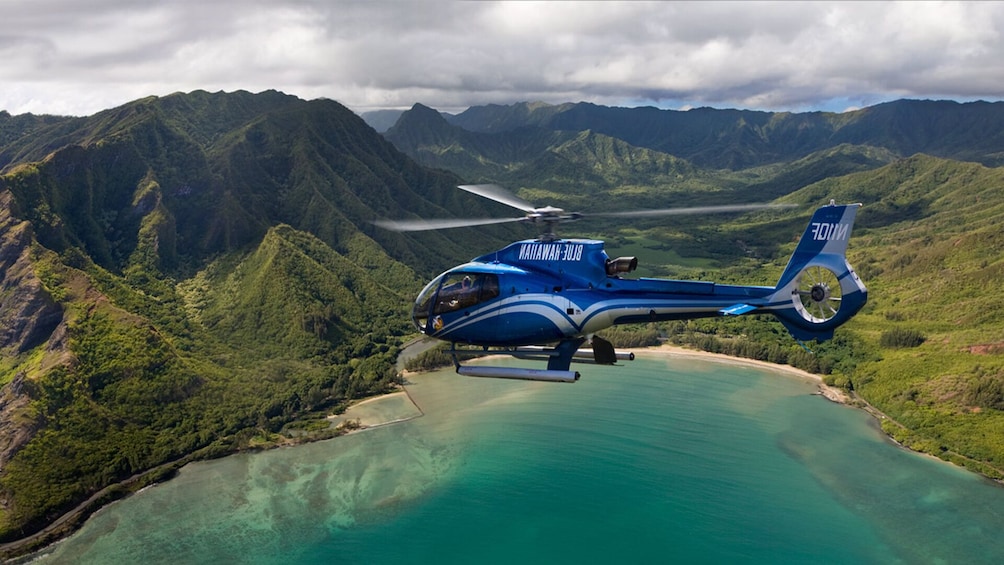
[
  {"xmin": 628, "ymin": 343, "xmax": 850, "ymax": 404},
  {"xmin": 328, "ymin": 390, "xmax": 424, "ymax": 429}
]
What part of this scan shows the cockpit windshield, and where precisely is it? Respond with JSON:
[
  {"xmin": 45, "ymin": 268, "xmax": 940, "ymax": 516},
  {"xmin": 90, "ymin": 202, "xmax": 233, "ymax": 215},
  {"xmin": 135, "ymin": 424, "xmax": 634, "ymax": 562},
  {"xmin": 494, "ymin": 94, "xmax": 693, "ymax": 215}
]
[{"xmin": 412, "ymin": 272, "xmax": 500, "ymax": 331}]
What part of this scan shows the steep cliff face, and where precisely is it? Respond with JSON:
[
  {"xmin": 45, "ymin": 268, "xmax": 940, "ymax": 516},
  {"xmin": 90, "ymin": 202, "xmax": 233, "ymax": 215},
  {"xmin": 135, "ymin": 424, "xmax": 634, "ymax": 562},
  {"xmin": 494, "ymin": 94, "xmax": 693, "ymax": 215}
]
[
  {"xmin": 0, "ymin": 192, "xmax": 63, "ymax": 355},
  {"xmin": 0, "ymin": 374, "xmax": 38, "ymax": 474}
]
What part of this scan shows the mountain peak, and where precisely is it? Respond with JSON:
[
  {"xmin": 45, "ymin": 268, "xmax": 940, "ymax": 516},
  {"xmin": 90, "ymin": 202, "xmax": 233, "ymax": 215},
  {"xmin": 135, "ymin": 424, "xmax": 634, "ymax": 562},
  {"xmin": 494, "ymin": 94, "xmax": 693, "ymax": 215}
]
[
  {"xmin": 395, "ymin": 103, "xmax": 450, "ymax": 125},
  {"xmin": 385, "ymin": 103, "xmax": 456, "ymax": 142}
]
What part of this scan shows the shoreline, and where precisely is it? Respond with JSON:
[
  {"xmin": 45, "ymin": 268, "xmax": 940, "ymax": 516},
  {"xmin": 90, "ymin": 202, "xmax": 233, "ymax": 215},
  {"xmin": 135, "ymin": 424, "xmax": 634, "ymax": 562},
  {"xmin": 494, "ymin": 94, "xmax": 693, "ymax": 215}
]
[
  {"xmin": 326, "ymin": 388, "xmax": 425, "ymax": 432},
  {"xmin": 641, "ymin": 343, "xmax": 850, "ymax": 404},
  {"xmin": 1, "ymin": 343, "xmax": 984, "ymax": 560},
  {"xmin": 0, "ymin": 387, "xmax": 422, "ymax": 561}
]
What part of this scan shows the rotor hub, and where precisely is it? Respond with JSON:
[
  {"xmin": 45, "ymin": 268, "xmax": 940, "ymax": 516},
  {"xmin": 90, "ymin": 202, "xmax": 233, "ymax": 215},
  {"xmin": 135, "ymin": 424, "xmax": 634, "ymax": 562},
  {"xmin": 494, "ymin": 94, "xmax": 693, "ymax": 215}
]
[{"xmin": 810, "ymin": 284, "xmax": 829, "ymax": 303}]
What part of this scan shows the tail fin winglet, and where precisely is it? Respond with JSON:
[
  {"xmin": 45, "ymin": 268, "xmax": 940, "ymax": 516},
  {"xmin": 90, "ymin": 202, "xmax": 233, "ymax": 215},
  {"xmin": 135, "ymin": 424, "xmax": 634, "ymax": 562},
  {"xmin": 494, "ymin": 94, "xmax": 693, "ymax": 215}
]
[{"xmin": 776, "ymin": 202, "xmax": 861, "ymax": 289}]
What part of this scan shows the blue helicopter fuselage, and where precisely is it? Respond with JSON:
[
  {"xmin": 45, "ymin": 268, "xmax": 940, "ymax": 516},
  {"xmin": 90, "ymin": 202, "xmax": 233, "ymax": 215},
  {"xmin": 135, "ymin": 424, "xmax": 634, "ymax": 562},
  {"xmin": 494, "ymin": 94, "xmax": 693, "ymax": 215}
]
[
  {"xmin": 413, "ymin": 239, "xmax": 822, "ymax": 346},
  {"xmin": 413, "ymin": 203, "xmax": 868, "ymax": 348}
]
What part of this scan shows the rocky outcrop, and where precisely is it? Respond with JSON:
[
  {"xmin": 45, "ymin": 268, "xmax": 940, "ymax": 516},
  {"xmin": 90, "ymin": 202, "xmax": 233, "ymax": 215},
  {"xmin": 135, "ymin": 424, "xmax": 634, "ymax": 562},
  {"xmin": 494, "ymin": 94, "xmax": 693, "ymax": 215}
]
[
  {"xmin": 1, "ymin": 190, "xmax": 63, "ymax": 354},
  {"xmin": 0, "ymin": 373, "xmax": 39, "ymax": 471}
]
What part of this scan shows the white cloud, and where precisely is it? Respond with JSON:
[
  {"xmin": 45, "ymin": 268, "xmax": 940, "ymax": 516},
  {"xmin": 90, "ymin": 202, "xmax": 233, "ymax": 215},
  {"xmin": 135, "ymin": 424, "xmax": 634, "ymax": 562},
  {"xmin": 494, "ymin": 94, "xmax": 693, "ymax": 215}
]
[{"xmin": 1, "ymin": 0, "xmax": 1003, "ymax": 116}]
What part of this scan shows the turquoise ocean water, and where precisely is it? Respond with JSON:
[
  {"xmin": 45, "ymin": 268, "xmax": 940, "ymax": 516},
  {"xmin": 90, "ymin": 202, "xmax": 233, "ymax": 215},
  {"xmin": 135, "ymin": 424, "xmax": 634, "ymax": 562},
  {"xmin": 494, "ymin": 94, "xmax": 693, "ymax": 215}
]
[{"xmin": 33, "ymin": 354, "xmax": 1004, "ymax": 564}]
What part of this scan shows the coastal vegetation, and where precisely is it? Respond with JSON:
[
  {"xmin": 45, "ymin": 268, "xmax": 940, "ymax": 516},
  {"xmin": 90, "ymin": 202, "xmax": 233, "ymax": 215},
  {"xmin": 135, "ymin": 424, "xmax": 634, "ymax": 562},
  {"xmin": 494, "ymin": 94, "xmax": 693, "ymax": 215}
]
[
  {"xmin": 403, "ymin": 344, "xmax": 456, "ymax": 373},
  {"xmin": 2, "ymin": 91, "xmax": 1004, "ymax": 553}
]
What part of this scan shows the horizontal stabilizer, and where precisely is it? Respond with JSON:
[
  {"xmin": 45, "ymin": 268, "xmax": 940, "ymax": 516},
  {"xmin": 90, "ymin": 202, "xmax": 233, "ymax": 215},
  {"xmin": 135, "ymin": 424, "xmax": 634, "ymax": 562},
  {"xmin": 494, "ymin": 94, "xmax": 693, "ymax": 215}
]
[{"xmin": 721, "ymin": 303, "xmax": 758, "ymax": 316}]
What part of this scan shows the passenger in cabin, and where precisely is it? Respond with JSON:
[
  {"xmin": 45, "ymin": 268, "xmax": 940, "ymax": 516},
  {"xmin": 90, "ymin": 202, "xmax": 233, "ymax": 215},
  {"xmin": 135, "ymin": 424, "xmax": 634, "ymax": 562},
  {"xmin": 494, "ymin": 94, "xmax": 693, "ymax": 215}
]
[{"xmin": 435, "ymin": 273, "xmax": 500, "ymax": 313}]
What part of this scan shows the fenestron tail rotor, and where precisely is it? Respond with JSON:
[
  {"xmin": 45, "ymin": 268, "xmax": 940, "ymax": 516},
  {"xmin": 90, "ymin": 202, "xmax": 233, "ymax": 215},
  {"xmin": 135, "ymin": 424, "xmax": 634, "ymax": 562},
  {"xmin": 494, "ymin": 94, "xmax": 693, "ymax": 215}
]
[
  {"xmin": 793, "ymin": 266, "xmax": 843, "ymax": 323},
  {"xmin": 373, "ymin": 184, "xmax": 795, "ymax": 240}
]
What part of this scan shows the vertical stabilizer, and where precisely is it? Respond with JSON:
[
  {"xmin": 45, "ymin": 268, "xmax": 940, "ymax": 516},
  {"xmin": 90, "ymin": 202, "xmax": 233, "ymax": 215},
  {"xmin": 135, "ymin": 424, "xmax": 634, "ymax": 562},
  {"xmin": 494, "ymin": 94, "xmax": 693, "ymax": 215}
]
[{"xmin": 768, "ymin": 202, "xmax": 867, "ymax": 341}]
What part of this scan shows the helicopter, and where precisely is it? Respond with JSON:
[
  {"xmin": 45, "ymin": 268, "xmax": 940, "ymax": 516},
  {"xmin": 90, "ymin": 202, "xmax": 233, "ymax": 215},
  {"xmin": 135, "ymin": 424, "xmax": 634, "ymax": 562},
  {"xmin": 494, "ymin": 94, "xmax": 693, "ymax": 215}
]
[{"xmin": 376, "ymin": 184, "xmax": 867, "ymax": 383}]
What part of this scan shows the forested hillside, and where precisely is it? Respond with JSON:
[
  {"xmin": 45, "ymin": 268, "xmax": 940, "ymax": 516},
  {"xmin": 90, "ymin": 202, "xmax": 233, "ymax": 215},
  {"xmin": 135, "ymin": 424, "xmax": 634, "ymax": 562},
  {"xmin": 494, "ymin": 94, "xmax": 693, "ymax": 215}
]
[
  {"xmin": 789, "ymin": 157, "xmax": 1004, "ymax": 477},
  {"xmin": 0, "ymin": 90, "xmax": 520, "ymax": 546}
]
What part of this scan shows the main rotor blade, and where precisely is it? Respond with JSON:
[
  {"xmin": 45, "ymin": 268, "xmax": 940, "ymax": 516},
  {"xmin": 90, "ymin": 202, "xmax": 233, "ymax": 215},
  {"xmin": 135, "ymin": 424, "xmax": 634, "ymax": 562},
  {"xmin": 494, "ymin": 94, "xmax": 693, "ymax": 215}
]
[
  {"xmin": 458, "ymin": 184, "xmax": 537, "ymax": 213},
  {"xmin": 592, "ymin": 203, "xmax": 797, "ymax": 218},
  {"xmin": 373, "ymin": 216, "xmax": 526, "ymax": 232}
]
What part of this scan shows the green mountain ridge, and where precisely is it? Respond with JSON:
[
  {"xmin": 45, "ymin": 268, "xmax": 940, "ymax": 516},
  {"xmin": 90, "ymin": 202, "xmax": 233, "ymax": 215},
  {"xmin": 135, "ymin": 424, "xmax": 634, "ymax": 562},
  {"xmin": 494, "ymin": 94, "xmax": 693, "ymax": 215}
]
[
  {"xmin": 431, "ymin": 99, "xmax": 1004, "ymax": 169},
  {"xmin": 0, "ymin": 90, "xmax": 523, "ymax": 545},
  {"xmin": 191, "ymin": 224, "xmax": 411, "ymax": 363}
]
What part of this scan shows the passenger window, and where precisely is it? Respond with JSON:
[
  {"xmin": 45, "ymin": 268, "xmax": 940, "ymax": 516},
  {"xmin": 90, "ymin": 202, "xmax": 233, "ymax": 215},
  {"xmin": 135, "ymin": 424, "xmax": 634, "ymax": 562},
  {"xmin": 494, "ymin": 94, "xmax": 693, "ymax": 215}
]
[{"xmin": 480, "ymin": 274, "xmax": 499, "ymax": 301}]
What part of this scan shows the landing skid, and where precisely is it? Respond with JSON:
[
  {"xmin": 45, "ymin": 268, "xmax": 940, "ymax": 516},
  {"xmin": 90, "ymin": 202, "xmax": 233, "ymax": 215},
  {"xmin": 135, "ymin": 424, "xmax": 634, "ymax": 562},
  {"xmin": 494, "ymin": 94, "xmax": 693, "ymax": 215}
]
[
  {"xmin": 448, "ymin": 336, "xmax": 634, "ymax": 383},
  {"xmin": 456, "ymin": 365, "xmax": 580, "ymax": 383}
]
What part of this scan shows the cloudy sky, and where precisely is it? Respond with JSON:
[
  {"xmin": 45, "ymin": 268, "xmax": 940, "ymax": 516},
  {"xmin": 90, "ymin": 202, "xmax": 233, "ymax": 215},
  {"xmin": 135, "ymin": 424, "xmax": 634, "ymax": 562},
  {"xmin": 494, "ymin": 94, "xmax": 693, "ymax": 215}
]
[{"xmin": 3, "ymin": 0, "xmax": 1003, "ymax": 117}]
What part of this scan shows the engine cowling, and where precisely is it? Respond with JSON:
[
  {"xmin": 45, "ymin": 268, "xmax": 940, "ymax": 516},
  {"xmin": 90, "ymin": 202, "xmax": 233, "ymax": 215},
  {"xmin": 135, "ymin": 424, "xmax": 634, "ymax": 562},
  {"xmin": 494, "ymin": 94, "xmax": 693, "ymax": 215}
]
[{"xmin": 606, "ymin": 256, "xmax": 638, "ymax": 276}]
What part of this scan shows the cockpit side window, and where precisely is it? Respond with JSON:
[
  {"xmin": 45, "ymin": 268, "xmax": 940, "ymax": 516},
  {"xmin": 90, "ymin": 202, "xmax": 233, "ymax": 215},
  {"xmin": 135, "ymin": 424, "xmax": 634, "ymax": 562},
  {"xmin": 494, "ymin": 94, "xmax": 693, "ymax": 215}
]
[
  {"xmin": 432, "ymin": 273, "xmax": 500, "ymax": 315},
  {"xmin": 412, "ymin": 275, "xmax": 442, "ymax": 331}
]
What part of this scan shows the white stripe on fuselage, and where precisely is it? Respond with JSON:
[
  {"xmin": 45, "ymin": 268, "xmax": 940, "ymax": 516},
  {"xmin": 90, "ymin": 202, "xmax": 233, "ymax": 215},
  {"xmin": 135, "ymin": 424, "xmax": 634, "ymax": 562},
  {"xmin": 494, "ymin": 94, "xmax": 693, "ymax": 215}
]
[{"xmin": 436, "ymin": 293, "xmax": 736, "ymax": 339}]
